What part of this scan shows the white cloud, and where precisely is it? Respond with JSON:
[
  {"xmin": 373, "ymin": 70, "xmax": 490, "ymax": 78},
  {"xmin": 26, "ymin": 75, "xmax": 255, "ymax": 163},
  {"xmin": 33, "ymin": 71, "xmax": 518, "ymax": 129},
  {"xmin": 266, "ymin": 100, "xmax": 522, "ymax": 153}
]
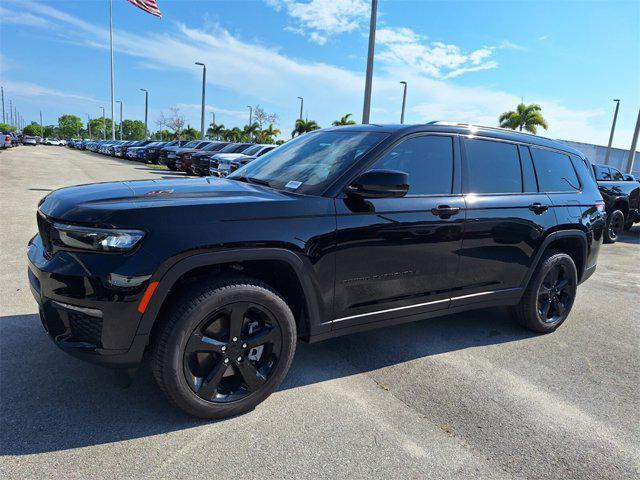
[
  {"xmin": 2, "ymin": 80, "xmax": 99, "ymax": 104},
  {"xmin": 266, "ymin": 0, "xmax": 369, "ymax": 44},
  {"xmin": 377, "ymin": 27, "xmax": 500, "ymax": 79},
  {"xmin": 0, "ymin": 6, "xmax": 50, "ymax": 27},
  {"xmin": 6, "ymin": 1, "xmax": 634, "ymax": 148}
]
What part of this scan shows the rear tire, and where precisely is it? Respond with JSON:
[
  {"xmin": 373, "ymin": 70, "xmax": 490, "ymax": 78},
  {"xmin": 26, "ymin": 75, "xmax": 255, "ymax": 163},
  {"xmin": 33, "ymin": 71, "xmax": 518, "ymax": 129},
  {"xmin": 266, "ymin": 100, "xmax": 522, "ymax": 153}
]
[
  {"xmin": 604, "ymin": 209, "xmax": 624, "ymax": 243},
  {"xmin": 511, "ymin": 250, "xmax": 577, "ymax": 333},
  {"xmin": 151, "ymin": 276, "xmax": 296, "ymax": 419}
]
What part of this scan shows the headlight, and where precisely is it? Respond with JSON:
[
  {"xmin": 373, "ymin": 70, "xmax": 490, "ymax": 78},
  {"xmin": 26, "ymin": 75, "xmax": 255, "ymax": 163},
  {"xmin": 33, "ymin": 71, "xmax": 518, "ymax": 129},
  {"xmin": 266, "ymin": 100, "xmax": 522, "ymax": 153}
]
[{"xmin": 54, "ymin": 223, "xmax": 145, "ymax": 252}]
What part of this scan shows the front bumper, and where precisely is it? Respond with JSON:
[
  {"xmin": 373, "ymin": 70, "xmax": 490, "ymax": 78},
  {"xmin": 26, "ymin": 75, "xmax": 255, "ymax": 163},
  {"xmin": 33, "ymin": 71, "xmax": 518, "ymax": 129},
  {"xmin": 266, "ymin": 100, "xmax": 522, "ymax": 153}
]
[{"xmin": 27, "ymin": 234, "xmax": 151, "ymax": 368}]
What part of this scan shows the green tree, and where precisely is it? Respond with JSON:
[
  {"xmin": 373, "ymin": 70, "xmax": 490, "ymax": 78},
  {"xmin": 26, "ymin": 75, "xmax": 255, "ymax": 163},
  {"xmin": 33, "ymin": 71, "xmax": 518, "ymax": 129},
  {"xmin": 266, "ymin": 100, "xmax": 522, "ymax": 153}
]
[
  {"xmin": 332, "ymin": 113, "xmax": 356, "ymax": 126},
  {"xmin": 0, "ymin": 122, "xmax": 16, "ymax": 132},
  {"xmin": 292, "ymin": 119, "xmax": 320, "ymax": 137},
  {"xmin": 122, "ymin": 119, "xmax": 145, "ymax": 140},
  {"xmin": 43, "ymin": 125, "xmax": 59, "ymax": 138},
  {"xmin": 152, "ymin": 129, "xmax": 173, "ymax": 140},
  {"xmin": 207, "ymin": 122, "xmax": 225, "ymax": 140},
  {"xmin": 58, "ymin": 114, "xmax": 83, "ymax": 138},
  {"xmin": 498, "ymin": 103, "xmax": 548, "ymax": 134},
  {"xmin": 243, "ymin": 122, "xmax": 260, "ymax": 142},
  {"xmin": 226, "ymin": 127, "xmax": 245, "ymax": 142},
  {"xmin": 256, "ymin": 123, "xmax": 281, "ymax": 144},
  {"xmin": 182, "ymin": 126, "xmax": 200, "ymax": 141},
  {"xmin": 23, "ymin": 122, "xmax": 43, "ymax": 136}
]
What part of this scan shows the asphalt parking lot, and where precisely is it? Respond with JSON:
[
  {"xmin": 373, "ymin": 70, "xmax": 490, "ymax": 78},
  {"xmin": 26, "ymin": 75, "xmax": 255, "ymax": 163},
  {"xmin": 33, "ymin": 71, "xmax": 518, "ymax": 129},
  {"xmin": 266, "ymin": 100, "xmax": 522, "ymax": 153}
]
[{"xmin": 1, "ymin": 146, "xmax": 638, "ymax": 479}]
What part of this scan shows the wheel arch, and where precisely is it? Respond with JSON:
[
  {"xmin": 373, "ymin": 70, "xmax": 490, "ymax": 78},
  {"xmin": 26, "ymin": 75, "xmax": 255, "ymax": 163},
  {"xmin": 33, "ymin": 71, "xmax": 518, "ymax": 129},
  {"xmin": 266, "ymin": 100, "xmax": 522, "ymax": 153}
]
[
  {"xmin": 611, "ymin": 197, "xmax": 629, "ymax": 219},
  {"xmin": 521, "ymin": 230, "xmax": 588, "ymax": 289},
  {"xmin": 136, "ymin": 248, "xmax": 326, "ymax": 342}
]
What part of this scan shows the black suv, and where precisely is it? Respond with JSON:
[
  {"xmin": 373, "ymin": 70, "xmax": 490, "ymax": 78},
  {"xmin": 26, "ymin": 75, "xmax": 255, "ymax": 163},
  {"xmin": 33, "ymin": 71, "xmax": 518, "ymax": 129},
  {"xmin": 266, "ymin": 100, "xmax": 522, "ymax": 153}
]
[
  {"xmin": 28, "ymin": 123, "xmax": 605, "ymax": 418},
  {"xmin": 592, "ymin": 163, "xmax": 639, "ymax": 242}
]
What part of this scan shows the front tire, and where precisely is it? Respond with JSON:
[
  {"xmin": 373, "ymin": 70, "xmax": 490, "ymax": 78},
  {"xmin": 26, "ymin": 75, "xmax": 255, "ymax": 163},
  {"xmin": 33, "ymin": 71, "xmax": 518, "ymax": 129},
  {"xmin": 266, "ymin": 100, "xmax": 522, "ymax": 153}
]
[
  {"xmin": 511, "ymin": 250, "xmax": 577, "ymax": 333},
  {"xmin": 151, "ymin": 276, "xmax": 296, "ymax": 418},
  {"xmin": 604, "ymin": 209, "xmax": 624, "ymax": 243}
]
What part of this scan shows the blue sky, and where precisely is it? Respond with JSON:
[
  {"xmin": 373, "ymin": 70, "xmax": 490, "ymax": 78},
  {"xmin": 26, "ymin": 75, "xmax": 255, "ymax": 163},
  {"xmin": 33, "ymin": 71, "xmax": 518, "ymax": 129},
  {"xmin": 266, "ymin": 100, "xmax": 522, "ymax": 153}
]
[{"xmin": 1, "ymin": 0, "xmax": 638, "ymax": 147}]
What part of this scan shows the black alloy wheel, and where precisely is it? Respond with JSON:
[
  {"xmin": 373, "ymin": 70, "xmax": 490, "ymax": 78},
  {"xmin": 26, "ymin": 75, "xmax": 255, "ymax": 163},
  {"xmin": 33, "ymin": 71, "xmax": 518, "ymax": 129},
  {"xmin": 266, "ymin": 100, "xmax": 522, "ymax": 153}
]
[
  {"xmin": 183, "ymin": 302, "xmax": 282, "ymax": 403},
  {"xmin": 151, "ymin": 276, "xmax": 296, "ymax": 418},
  {"xmin": 511, "ymin": 250, "xmax": 577, "ymax": 333},
  {"xmin": 537, "ymin": 263, "xmax": 575, "ymax": 324},
  {"xmin": 604, "ymin": 209, "xmax": 624, "ymax": 243}
]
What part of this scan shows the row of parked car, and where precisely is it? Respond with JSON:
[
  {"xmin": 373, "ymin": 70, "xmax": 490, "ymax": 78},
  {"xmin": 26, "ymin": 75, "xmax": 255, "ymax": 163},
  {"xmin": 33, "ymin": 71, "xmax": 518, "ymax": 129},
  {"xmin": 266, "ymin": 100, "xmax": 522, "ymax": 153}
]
[
  {"xmin": 1, "ymin": 133, "xmax": 69, "ymax": 149},
  {"xmin": 67, "ymin": 138, "xmax": 278, "ymax": 177}
]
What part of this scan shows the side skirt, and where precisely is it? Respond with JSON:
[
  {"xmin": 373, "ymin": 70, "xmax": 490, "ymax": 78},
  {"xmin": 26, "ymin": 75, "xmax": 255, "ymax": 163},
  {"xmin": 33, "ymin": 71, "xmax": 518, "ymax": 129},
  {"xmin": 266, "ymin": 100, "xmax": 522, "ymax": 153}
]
[{"xmin": 305, "ymin": 288, "xmax": 522, "ymax": 343}]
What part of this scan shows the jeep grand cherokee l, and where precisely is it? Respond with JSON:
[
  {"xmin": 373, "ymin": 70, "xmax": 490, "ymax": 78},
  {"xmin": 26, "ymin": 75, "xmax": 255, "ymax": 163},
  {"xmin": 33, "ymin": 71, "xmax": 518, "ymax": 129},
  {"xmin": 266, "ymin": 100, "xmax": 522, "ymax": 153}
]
[{"xmin": 28, "ymin": 123, "xmax": 605, "ymax": 418}]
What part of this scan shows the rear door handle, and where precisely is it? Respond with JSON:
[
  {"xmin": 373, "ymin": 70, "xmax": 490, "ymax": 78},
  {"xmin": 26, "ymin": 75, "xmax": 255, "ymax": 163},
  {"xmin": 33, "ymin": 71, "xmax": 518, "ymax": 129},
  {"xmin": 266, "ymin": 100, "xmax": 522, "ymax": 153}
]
[
  {"xmin": 431, "ymin": 205, "xmax": 460, "ymax": 218},
  {"xmin": 528, "ymin": 203, "xmax": 549, "ymax": 214}
]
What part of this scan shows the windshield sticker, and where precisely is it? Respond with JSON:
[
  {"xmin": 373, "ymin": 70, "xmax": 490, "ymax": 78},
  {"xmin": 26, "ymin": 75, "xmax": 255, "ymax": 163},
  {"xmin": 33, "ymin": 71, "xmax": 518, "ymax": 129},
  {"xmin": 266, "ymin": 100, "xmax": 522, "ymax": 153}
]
[{"xmin": 285, "ymin": 181, "xmax": 302, "ymax": 190}]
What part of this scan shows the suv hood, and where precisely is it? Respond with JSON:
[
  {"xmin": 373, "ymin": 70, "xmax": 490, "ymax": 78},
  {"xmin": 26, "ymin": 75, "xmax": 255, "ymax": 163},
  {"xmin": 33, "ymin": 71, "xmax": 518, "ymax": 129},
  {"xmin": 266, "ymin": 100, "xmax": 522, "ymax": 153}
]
[{"xmin": 38, "ymin": 177, "xmax": 297, "ymax": 224}]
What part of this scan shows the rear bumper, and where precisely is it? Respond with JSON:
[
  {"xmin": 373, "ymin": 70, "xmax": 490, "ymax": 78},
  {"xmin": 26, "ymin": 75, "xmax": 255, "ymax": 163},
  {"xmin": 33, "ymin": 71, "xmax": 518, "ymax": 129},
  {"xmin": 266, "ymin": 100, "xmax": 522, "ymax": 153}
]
[{"xmin": 27, "ymin": 235, "xmax": 151, "ymax": 368}]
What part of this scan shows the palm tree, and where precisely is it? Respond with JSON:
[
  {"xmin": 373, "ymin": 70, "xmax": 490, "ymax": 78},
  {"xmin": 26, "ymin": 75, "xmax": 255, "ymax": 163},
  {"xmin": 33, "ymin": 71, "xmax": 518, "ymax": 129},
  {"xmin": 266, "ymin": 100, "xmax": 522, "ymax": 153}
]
[
  {"xmin": 499, "ymin": 103, "xmax": 548, "ymax": 134},
  {"xmin": 332, "ymin": 113, "xmax": 357, "ymax": 126},
  {"xmin": 257, "ymin": 123, "xmax": 281, "ymax": 144},
  {"xmin": 227, "ymin": 127, "xmax": 244, "ymax": 142},
  {"xmin": 243, "ymin": 122, "xmax": 260, "ymax": 142},
  {"xmin": 207, "ymin": 122, "xmax": 225, "ymax": 140},
  {"xmin": 292, "ymin": 119, "xmax": 320, "ymax": 138}
]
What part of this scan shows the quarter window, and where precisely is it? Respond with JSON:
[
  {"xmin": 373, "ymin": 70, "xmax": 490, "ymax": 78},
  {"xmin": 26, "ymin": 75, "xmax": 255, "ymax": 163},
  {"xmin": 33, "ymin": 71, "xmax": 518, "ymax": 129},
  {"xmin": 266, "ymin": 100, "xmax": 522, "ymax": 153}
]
[
  {"xmin": 464, "ymin": 139, "xmax": 522, "ymax": 194},
  {"xmin": 594, "ymin": 165, "xmax": 611, "ymax": 181},
  {"xmin": 370, "ymin": 136, "xmax": 454, "ymax": 195},
  {"xmin": 531, "ymin": 148, "xmax": 581, "ymax": 192},
  {"xmin": 610, "ymin": 168, "xmax": 624, "ymax": 181}
]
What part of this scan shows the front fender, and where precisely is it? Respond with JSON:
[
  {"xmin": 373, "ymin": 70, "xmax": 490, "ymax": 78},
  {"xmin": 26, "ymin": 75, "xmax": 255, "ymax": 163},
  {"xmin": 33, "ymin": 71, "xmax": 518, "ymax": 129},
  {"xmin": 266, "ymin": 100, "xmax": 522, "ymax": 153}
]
[{"xmin": 135, "ymin": 248, "xmax": 326, "ymax": 339}]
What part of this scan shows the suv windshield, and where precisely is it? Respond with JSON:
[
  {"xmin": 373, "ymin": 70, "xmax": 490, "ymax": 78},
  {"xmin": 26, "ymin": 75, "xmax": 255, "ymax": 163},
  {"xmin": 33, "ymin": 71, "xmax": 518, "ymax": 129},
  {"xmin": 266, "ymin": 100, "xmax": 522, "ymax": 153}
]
[
  {"xmin": 183, "ymin": 141, "xmax": 200, "ymax": 148},
  {"xmin": 242, "ymin": 145, "xmax": 263, "ymax": 156},
  {"xmin": 228, "ymin": 131, "xmax": 388, "ymax": 195}
]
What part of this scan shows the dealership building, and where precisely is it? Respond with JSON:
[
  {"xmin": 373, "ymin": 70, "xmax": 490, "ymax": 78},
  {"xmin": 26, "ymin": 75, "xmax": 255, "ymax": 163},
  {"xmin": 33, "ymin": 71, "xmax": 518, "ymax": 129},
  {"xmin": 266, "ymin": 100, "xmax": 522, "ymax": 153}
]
[{"xmin": 557, "ymin": 140, "xmax": 639, "ymax": 176}]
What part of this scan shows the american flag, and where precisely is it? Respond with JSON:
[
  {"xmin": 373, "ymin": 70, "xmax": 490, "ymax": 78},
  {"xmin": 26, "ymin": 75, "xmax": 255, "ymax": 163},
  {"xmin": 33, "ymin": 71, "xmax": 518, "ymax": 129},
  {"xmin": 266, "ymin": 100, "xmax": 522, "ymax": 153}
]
[{"xmin": 126, "ymin": 0, "xmax": 162, "ymax": 18}]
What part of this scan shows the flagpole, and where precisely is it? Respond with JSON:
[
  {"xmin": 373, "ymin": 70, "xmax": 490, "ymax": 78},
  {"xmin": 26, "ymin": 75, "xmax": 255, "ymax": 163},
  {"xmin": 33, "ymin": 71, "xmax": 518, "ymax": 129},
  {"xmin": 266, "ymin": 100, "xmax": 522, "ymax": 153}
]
[{"xmin": 109, "ymin": 0, "xmax": 116, "ymax": 140}]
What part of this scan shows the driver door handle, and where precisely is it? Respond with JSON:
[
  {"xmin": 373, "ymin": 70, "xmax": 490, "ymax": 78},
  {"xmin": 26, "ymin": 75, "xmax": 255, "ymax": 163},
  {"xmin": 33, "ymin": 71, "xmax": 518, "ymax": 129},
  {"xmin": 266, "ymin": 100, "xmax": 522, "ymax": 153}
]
[
  {"xmin": 431, "ymin": 205, "xmax": 460, "ymax": 218},
  {"xmin": 528, "ymin": 202, "xmax": 549, "ymax": 214}
]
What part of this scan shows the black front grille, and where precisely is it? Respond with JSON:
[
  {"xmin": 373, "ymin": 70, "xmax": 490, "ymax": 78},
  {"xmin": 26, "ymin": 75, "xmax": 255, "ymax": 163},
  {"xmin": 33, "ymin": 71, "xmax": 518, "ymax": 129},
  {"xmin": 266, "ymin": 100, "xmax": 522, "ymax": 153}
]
[
  {"xmin": 37, "ymin": 212, "xmax": 54, "ymax": 256},
  {"xmin": 68, "ymin": 312, "xmax": 103, "ymax": 345}
]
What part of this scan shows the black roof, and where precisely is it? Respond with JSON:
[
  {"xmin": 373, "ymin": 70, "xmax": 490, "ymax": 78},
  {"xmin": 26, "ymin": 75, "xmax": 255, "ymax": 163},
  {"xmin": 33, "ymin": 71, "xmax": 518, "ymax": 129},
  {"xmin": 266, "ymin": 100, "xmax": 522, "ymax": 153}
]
[{"xmin": 325, "ymin": 122, "xmax": 585, "ymax": 158}]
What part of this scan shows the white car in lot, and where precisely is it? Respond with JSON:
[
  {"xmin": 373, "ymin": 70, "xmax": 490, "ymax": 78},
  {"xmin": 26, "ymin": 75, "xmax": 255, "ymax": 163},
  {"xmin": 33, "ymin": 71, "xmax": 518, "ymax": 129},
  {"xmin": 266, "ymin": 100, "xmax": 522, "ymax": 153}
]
[
  {"xmin": 209, "ymin": 144, "xmax": 276, "ymax": 176},
  {"xmin": 43, "ymin": 138, "xmax": 63, "ymax": 146}
]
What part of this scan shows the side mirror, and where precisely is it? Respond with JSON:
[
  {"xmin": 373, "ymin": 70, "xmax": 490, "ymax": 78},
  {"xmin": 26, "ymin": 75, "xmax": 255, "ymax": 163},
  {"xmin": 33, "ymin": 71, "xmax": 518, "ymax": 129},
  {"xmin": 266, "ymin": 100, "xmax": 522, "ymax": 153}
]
[{"xmin": 347, "ymin": 169, "xmax": 409, "ymax": 198}]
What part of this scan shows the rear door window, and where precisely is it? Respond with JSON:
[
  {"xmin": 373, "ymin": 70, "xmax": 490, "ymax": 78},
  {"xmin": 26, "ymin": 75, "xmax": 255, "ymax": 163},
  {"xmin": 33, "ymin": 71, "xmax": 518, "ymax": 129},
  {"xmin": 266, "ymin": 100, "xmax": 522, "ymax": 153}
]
[
  {"xmin": 463, "ymin": 138, "xmax": 522, "ymax": 194},
  {"xmin": 531, "ymin": 148, "xmax": 581, "ymax": 192}
]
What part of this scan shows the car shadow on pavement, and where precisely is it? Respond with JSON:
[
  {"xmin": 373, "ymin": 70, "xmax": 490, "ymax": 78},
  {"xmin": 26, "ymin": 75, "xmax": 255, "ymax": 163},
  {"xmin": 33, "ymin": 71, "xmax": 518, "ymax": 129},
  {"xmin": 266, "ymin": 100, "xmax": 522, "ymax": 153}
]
[
  {"xmin": 0, "ymin": 307, "xmax": 534, "ymax": 455},
  {"xmin": 615, "ymin": 226, "xmax": 639, "ymax": 245}
]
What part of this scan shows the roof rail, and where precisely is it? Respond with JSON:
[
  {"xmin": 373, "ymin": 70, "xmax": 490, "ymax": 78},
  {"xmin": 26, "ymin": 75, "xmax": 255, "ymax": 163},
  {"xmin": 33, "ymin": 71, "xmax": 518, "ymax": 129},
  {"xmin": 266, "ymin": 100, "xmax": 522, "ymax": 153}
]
[{"xmin": 425, "ymin": 121, "xmax": 553, "ymax": 141}]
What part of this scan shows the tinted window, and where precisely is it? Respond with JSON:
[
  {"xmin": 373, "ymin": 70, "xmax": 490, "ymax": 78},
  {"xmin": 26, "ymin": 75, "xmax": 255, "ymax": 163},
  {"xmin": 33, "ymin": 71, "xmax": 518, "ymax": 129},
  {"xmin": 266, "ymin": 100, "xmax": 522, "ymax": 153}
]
[
  {"xmin": 370, "ymin": 136, "xmax": 453, "ymax": 195},
  {"xmin": 464, "ymin": 139, "xmax": 522, "ymax": 193},
  {"xmin": 518, "ymin": 146, "xmax": 538, "ymax": 192},
  {"xmin": 610, "ymin": 168, "xmax": 624, "ymax": 181},
  {"xmin": 531, "ymin": 148, "xmax": 581, "ymax": 192},
  {"xmin": 594, "ymin": 165, "xmax": 611, "ymax": 180}
]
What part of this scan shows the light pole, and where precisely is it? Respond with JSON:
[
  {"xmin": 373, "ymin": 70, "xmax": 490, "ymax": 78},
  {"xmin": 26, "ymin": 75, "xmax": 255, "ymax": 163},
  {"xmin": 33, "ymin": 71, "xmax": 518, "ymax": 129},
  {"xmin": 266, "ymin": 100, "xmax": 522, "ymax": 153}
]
[
  {"xmin": 247, "ymin": 106, "xmax": 253, "ymax": 126},
  {"xmin": 108, "ymin": 0, "xmax": 116, "ymax": 140},
  {"xmin": 1, "ymin": 86, "xmax": 5, "ymax": 124},
  {"xmin": 100, "ymin": 107, "xmax": 106, "ymax": 140},
  {"xmin": 9, "ymin": 100, "xmax": 12, "ymax": 126},
  {"xmin": 116, "ymin": 100, "xmax": 123, "ymax": 140},
  {"xmin": 362, "ymin": 0, "xmax": 378, "ymax": 124},
  {"xmin": 297, "ymin": 96, "xmax": 304, "ymax": 120},
  {"xmin": 195, "ymin": 62, "xmax": 206, "ymax": 139},
  {"xmin": 399, "ymin": 81, "xmax": 408, "ymax": 124},
  {"xmin": 604, "ymin": 98, "xmax": 621, "ymax": 165},
  {"xmin": 87, "ymin": 114, "xmax": 92, "ymax": 139},
  {"xmin": 40, "ymin": 110, "xmax": 43, "ymax": 139},
  {"xmin": 626, "ymin": 108, "xmax": 640, "ymax": 174},
  {"xmin": 140, "ymin": 89, "xmax": 148, "ymax": 139}
]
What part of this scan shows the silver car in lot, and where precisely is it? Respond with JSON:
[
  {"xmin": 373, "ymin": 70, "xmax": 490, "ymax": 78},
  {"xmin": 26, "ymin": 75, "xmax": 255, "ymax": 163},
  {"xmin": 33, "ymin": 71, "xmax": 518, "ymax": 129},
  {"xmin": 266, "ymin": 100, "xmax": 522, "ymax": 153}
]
[
  {"xmin": 209, "ymin": 144, "xmax": 276, "ymax": 176},
  {"xmin": 22, "ymin": 136, "xmax": 37, "ymax": 146}
]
